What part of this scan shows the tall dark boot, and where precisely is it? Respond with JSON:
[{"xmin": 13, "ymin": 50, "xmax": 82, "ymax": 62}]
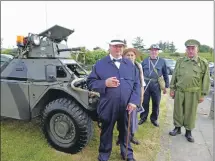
[
  {"xmin": 169, "ymin": 127, "xmax": 181, "ymax": 136},
  {"xmin": 185, "ymin": 130, "xmax": 194, "ymax": 142}
]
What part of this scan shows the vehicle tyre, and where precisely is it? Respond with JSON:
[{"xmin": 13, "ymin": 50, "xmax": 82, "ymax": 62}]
[{"xmin": 41, "ymin": 98, "xmax": 93, "ymax": 154}]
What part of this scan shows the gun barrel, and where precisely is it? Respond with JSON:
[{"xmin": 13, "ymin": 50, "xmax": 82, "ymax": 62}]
[{"xmin": 57, "ymin": 47, "xmax": 81, "ymax": 53}]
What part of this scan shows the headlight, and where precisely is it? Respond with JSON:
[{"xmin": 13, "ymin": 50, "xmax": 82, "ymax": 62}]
[{"xmin": 30, "ymin": 34, "xmax": 40, "ymax": 45}]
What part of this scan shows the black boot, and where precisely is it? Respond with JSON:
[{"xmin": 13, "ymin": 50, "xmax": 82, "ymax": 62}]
[
  {"xmin": 185, "ymin": 130, "xmax": 194, "ymax": 142},
  {"xmin": 151, "ymin": 120, "xmax": 159, "ymax": 127},
  {"xmin": 138, "ymin": 118, "xmax": 146, "ymax": 125},
  {"xmin": 130, "ymin": 134, "xmax": 140, "ymax": 145},
  {"xmin": 169, "ymin": 127, "xmax": 181, "ymax": 136}
]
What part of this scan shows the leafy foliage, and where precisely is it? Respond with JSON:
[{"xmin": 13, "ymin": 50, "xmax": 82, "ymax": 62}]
[
  {"xmin": 199, "ymin": 44, "xmax": 212, "ymax": 53},
  {"xmin": 158, "ymin": 41, "xmax": 177, "ymax": 53},
  {"xmin": 132, "ymin": 37, "xmax": 145, "ymax": 52},
  {"xmin": 85, "ymin": 49, "xmax": 107, "ymax": 65}
]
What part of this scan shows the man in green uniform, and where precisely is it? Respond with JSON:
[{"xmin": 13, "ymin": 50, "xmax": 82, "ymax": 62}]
[{"xmin": 169, "ymin": 40, "xmax": 210, "ymax": 142}]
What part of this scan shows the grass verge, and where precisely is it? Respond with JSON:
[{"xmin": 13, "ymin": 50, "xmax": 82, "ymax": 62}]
[{"xmin": 1, "ymin": 94, "xmax": 167, "ymax": 161}]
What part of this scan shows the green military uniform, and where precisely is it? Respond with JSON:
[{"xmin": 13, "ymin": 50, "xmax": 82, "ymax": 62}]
[{"xmin": 169, "ymin": 40, "xmax": 210, "ymax": 142}]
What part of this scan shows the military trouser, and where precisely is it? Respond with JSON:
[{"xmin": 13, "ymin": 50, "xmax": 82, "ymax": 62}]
[
  {"xmin": 173, "ymin": 90, "xmax": 200, "ymax": 130},
  {"xmin": 140, "ymin": 80, "xmax": 161, "ymax": 122}
]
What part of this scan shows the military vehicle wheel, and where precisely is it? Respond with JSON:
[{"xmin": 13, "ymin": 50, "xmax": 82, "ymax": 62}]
[{"xmin": 41, "ymin": 98, "xmax": 93, "ymax": 154}]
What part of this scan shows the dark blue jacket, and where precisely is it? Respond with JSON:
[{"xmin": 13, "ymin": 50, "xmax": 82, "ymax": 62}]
[
  {"xmin": 87, "ymin": 55, "xmax": 141, "ymax": 106},
  {"xmin": 142, "ymin": 57, "xmax": 169, "ymax": 88}
]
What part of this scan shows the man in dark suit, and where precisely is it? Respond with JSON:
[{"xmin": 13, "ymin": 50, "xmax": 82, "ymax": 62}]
[{"xmin": 87, "ymin": 38, "xmax": 141, "ymax": 161}]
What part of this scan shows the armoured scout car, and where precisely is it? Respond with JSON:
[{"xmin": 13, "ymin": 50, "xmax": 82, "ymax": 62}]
[{"xmin": 0, "ymin": 25, "xmax": 99, "ymax": 154}]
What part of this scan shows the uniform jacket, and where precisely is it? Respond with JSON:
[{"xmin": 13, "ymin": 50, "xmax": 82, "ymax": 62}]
[
  {"xmin": 170, "ymin": 56, "xmax": 210, "ymax": 96},
  {"xmin": 142, "ymin": 56, "xmax": 169, "ymax": 88}
]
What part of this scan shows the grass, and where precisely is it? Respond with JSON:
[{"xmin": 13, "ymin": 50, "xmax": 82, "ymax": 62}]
[{"xmin": 1, "ymin": 94, "xmax": 168, "ymax": 161}]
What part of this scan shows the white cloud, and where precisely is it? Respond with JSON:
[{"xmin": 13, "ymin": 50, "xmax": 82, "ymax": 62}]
[{"xmin": 1, "ymin": 1, "xmax": 213, "ymax": 52}]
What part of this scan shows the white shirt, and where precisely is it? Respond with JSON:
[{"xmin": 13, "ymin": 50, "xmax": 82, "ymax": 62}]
[
  {"xmin": 139, "ymin": 63, "xmax": 146, "ymax": 87},
  {"xmin": 109, "ymin": 54, "xmax": 121, "ymax": 69},
  {"xmin": 142, "ymin": 79, "xmax": 146, "ymax": 87}
]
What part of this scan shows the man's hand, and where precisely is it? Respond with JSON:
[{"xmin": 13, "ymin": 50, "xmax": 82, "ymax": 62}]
[
  {"xmin": 126, "ymin": 103, "xmax": 136, "ymax": 114},
  {"xmin": 199, "ymin": 97, "xmax": 204, "ymax": 103},
  {"xmin": 105, "ymin": 77, "xmax": 120, "ymax": 88},
  {"xmin": 163, "ymin": 88, "xmax": 167, "ymax": 94},
  {"xmin": 170, "ymin": 90, "xmax": 175, "ymax": 98}
]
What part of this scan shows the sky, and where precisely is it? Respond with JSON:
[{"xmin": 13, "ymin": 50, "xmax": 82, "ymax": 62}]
[{"xmin": 1, "ymin": 1, "xmax": 214, "ymax": 52}]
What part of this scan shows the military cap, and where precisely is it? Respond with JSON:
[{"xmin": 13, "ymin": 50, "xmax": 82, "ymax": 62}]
[
  {"xmin": 148, "ymin": 44, "xmax": 161, "ymax": 50},
  {"xmin": 185, "ymin": 40, "xmax": 200, "ymax": 47}
]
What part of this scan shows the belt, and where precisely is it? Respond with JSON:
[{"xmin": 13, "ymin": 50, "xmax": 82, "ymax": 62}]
[
  {"xmin": 176, "ymin": 86, "xmax": 200, "ymax": 92},
  {"xmin": 144, "ymin": 77, "xmax": 158, "ymax": 82}
]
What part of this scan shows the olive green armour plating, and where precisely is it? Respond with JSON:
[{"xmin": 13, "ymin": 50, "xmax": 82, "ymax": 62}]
[{"xmin": 170, "ymin": 56, "xmax": 210, "ymax": 130}]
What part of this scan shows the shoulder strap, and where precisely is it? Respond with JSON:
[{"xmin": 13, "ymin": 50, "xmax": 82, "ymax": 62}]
[
  {"xmin": 148, "ymin": 57, "xmax": 159, "ymax": 77},
  {"xmin": 150, "ymin": 60, "xmax": 159, "ymax": 77}
]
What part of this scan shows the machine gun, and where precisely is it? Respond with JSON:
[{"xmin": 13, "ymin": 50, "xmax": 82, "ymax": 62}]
[{"xmin": 15, "ymin": 25, "xmax": 82, "ymax": 58}]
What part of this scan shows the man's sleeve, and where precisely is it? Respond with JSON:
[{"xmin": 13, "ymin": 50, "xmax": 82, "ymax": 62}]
[
  {"xmin": 129, "ymin": 66, "xmax": 141, "ymax": 105},
  {"xmin": 86, "ymin": 63, "xmax": 106, "ymax": 94},
  {"xmin": 162, "ymin": 60, "xmax": 170, "ymax": 88},
  {"xmin": 170, "ymin": 59, "xmax": 179, "ymax": 91},
  {"xmin": 201, "ymin": 62, "xmax": 210, "ymax": 96}
]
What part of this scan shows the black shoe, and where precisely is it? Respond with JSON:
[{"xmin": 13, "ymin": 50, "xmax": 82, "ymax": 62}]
[
  {"xmin": 126, "ymin": 159, "xmax": 136, "ymax": 161},
  {"xmin": 98, "ymin": 159, "xmax": 107, "ymax": 161},
  {"xmin": 169, "ymin": 127, "xmax": 181, "ymax": 136},
  {"xmin": 185, "ymin": 130, "xmax": 194, "ymax": 142},
  {"xmin": 131, "ymin": 136, "xmax": 140, "ymax": 145},
  {"xmin": 138, "ymin": 118, "xmax": 146, "ymax": 125},
  {"xmin": 151, "ymin": 120, "xmax": 159, "ymax": 127},
  {"xmin": 121, "ymin": 155, "xmax": 136, "ymax": 161}
]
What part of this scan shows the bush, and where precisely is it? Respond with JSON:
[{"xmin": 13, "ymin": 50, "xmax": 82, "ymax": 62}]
[
  {"xmin": 85, "ymin": 49, "xmax": 107, "ymax": 65},
  {"xmin": 171, "ymin": 52, "xmax": 181, "ymax": 56}
]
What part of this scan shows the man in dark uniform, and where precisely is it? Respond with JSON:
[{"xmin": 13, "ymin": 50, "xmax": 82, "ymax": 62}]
[
  {"xmin": 87, "ymin": 38, "xmax": 141, "ymax": 161},
  {"xmin": 138, "ymin": 44, "xmax": 169, "ymax": 127}
]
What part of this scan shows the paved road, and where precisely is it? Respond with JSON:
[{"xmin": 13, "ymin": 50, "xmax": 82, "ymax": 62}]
[{"xmin": 156, "ymin": 75, "xmax": 214, "ymax": 161}]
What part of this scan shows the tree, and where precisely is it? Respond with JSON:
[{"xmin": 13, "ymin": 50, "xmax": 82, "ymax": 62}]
[
  {"xmin": 158, "ymin": 40, "xmax": 164, "ymax": 51},
  {"xmin": 199, "ymin": 44, "xmax": 211, "ymax": 53},
  {"xmin": 93, "ymin": 46, "xmax": 102, "ymax": 50},
  {"xmin": 169, "ymin": 41, "xmax": 177, "ymax": 53},
  {"xmin": 210, "ymin": 48, "xmax": 213, "ymax": 55},
  {"xmin": 132, "ymin": 37, "xmax": 145, "ymax": 52}
]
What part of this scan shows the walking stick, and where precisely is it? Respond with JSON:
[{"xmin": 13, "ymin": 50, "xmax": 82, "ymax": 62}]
[{"xmin": 125, "ymin": 112, "xmax": 131, "ymax": 161}]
